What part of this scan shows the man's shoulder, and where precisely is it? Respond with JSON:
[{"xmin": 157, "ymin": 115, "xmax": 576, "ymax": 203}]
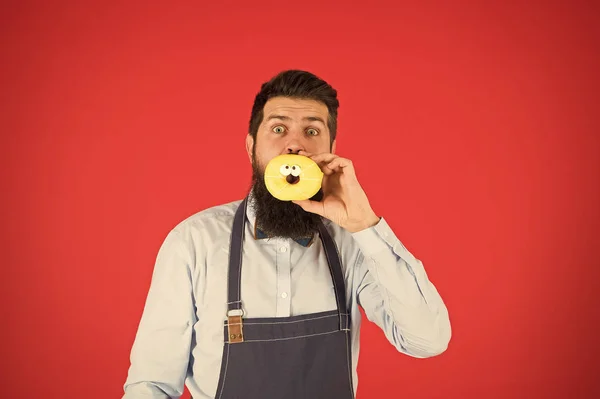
[{"xmin": 170, "ymin": 198, "xmax": 243, "ymax": 236}]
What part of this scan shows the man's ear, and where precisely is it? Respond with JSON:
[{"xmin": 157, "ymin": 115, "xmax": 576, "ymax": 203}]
[
  {"xmin": 245, "ymin": 134, "xmax": 254, "ymax": 163},
  {"xmin": 331, "ymin": 139, "xmax": 337, "ymax": 154}
]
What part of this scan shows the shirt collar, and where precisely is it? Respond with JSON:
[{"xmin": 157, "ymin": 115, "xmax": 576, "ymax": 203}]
[{"xmin": 245, "ymin": 193, "xmax": 315, "ymax": 247}]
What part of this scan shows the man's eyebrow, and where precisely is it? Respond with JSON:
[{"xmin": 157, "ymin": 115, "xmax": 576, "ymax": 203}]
[
  {"xmin": 303, "ymin": 116, "xmax": 326, "ymax": 124},
  {"xmin": 266, "ymin": 115, "xmax": 291, "ymax": 121}
]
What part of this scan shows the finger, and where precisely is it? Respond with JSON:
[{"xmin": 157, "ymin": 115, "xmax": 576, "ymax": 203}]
[
  {"xmin": 297, "ymin": 151, "xmax": 337, "ymax": 175},
  {"xmin": 309, "ymin": 153, "xmax": 339, "ymax": 164},
  {"xmin": 297, "ymin": 150, "xmax": 337, "ymax": 163},
  {"xmin": 292, "ymin": 199, "xmax": 325, "ymax": 216},
  {"xmin": 321, "ymin": 167, "xmax": 335, "ymax": 176},
  {"xmin": 310, "ymin": 154, "xmax": 340, "ymax": 175},
  {"xmin": 326, "ymin": 157, "xmax": 354, "ymax": 173}
]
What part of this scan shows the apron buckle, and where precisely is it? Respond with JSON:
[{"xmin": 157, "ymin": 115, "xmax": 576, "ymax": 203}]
[{"xmin": 227, "ymin": 309, "xmax": 244, "ymax": 343}]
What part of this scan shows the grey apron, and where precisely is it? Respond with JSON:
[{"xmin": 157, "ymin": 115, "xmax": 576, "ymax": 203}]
[{"xmin": 210, "ymin": 197, "xmax": 355, "ymax": 399}]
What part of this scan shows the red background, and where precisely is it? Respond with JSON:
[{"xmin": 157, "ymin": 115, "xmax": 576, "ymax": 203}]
[{"xmin": 2, "ymin": 1, "xmax": 599, "ymax": 398}]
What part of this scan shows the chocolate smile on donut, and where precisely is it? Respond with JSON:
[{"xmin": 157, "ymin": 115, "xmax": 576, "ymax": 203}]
[{"xmin": 286, "ymin": 175, "xmax": 300, "ymax": 184}]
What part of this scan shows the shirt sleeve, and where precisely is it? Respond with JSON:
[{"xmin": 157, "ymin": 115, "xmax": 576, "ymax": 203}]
[
  {"xmin": 350, "ymin": 217, "xmax": 452, "ymax": 358},
  {"xmin": 122, "ymin": 229, "xmax": 197, "ymax": 398}
]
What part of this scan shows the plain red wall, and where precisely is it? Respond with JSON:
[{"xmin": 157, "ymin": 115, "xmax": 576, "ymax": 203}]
[{"xmin": 2, "ymin": 1, "xmax": 599, "ymax": 398}]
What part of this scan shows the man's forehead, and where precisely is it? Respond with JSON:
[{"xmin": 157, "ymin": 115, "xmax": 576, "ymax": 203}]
[{"xmin": 263, "ymin": 97, "xmax": 328, "ymax": 119}]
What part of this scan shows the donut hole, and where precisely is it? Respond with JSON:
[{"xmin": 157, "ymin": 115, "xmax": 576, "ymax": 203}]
[{"xmin": 286, "ymin": 175, "xmax": 300, "ymax": 184}]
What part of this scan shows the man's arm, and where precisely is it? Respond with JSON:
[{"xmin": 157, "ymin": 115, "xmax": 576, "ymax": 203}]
[
  {"xmin": 123, "ymin": 229, "xmax": 197, "ymax": 398},
  {"xmin": 351, "ymin": 217, "xmax": 451, "ymax": 358},
  {"xmin": 289, "ymin": 151, "xmax": 451, "ymax": 357}
]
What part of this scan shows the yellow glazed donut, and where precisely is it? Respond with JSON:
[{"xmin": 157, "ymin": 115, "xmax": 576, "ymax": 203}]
[{"xmin": 264, "ymin": 154, "xmax": 324, "ymax": 201}]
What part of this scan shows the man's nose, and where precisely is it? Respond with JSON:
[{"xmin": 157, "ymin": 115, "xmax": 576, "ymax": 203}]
[
  {"xmin": 286, "ymin": 145, "xmax": 304, "ymax": 154},
  {"xmin": 285, "ymin": 138, "xmax": 305, "ymax": 154}
]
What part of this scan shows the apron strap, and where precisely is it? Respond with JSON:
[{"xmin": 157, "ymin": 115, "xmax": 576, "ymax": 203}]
[
  {"xmin": 227, "ymin": 197, "xmax": 247, "ymax": 315},
  {"xmin": 317, "ymin": 220, "xmax": 349, "ymax": 317}
]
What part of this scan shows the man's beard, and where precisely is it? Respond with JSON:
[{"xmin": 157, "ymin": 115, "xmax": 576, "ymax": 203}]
[{"xmin": 249, "ymin": 157, "xmax": 323, "ymax": 240}]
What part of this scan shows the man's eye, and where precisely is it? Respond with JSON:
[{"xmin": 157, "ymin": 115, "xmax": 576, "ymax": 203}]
[
  {"xmin": 273, "ymin": 126, "xmax": 285, "ymax": 133},
  {"xmin": 307, "ymin": 128, "xmax": 318, "ymax": 136}
]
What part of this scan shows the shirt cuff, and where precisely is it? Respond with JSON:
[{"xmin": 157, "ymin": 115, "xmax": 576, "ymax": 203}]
[{"xmin": 350, "ymin": 216, "xmax": 395, "ymax": 257}]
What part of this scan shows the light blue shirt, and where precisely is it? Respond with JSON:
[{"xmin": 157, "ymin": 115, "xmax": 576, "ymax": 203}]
[{"xmin": 123, "ymin": 196, "xmax": 452, "ymax": 398}]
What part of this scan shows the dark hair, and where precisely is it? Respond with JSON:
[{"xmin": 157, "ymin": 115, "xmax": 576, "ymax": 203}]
[{"xmin": 248, "ymin": 70, "xmax": 339, "ymax": 145}]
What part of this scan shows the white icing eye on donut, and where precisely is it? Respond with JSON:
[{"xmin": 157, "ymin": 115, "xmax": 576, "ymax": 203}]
[
  {"xmin": 279, "ymin": 164, "xmax": 292, "ymax": 176},
  {"xmin": 290, "ymin": 165, "xmax": 301, "ymax": 177}
]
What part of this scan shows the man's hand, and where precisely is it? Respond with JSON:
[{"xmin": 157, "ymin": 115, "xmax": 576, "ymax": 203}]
[{"xmin": 292, "ymin": 150, "xmax": 381, "ymax": 233}]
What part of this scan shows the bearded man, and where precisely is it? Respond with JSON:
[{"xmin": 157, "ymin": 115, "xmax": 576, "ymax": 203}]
[{"xmin": 122, "ymin": 69, "xmax": 452, "ymax": 399}]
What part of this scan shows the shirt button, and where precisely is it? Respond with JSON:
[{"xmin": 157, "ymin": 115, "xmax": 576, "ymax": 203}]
[
  {"xmin": 281, "ymin": 292, "xmax": 288, "ymax": 299},
  {"xmin": 279, "ymin": 246, "xmax": 287, "ymax": 253}
]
